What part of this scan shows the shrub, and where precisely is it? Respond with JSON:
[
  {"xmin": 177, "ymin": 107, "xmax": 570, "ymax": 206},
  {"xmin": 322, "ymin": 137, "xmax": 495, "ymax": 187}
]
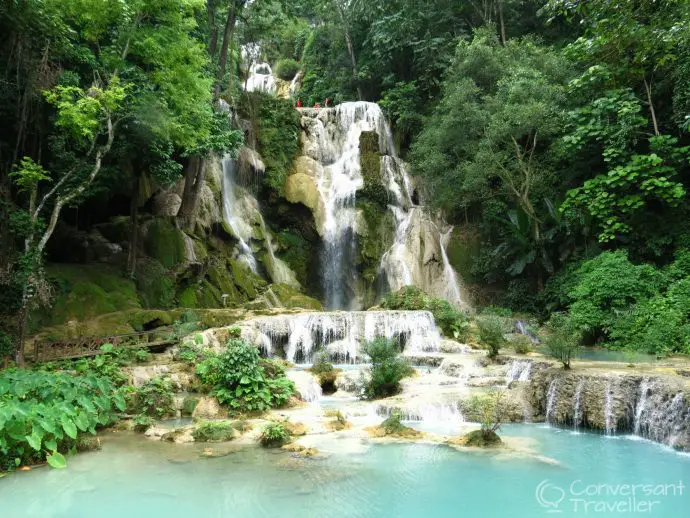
[
  {"xmin": 129, "ymin": 377, "xmax": 176, "ymax": 419},
  {"xmin": 544, "ymin": 313, "xmax": 581, "ymax": 369},
  {"xmin": 196, "ymin": 339, "xmax": 295, "ymax": 412},
  {"xmin": 380, "ymin": 286, "xmax": 468, "ymax": 338},
  {"xmin": 0, "ymin": 331, "xmax": 14, "ymax": 361},
  {"xmin": 361, "ymin": 338, "xmax": 414, "ymax": 399},
  {"xmin": 181, "ymin": 396, "xmax": 199, "ymax": 416},
  {"xmin": 0, "ymin": 369, "xmax": 125, "ymax": 470},
  {"xmin": 170, "ymin": 310, "xmax": 202, "ymax": 342},
  {"xmin": 380, "ymin": 412, "xmax": 407, "ymax": 435},
  {"xmin": 275, "ymin": 58, "xmax": 300, "ymax": 81},
  {"xmin": 132, "ymin": 415, "xmax": 155, "ymax": 433},
  {"xmin": 567, "ymin": 251, "xmax": 664, "ymax": 342},
  {"xmin": 512, "ymin": 335, "xmax": 534, "ymax": 355},
  {"xmin": 260, "ymin": 422, "xmax": 291, "ymax": 448},
  {"xmin": 310, "ymin": 352, "xmax": 334, "ymax": 375},
  {"xmin": 477, "ymin": 316, "xmax": 505, "ymax": 359},
  {"xmin": 192, "ymin": 421, "xmax": 239, "ymax": 442},
  {"xmin": 610, "ymin": 278, "xmax": 690, "ymax": 356},
  {"xmin": 464, "ymin": 389, "xmax": 507, "ymax": 446}
]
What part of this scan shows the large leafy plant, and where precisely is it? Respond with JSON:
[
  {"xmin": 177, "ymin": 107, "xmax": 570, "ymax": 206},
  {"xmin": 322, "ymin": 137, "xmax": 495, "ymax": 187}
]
[
  {"xmin": 197, "ymin": 339, "xmax": 295, "ymax": 412},
  {"xmin": 0, "ymin": 369, "xmax": 125, "ymax": 470}
]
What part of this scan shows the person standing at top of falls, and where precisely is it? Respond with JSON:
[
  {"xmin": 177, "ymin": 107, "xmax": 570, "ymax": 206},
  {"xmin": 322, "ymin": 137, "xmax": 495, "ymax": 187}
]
[
  {"xmin": 324, "ymin": 98, "xmax": 330, "ymax": 107},
  {"xmin": 297, "ymin": 98, "xmax": 302, "ymax": 108}
]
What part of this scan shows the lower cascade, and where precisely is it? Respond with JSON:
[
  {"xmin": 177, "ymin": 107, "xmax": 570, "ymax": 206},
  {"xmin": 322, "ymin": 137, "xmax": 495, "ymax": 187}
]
[
  {"xmin": 239, "ymin": 310, "xmax": 441, "ymax": 363},
  {"xmin": 530, "ymin": 370, "xmax": 690, "ymax": 449}
]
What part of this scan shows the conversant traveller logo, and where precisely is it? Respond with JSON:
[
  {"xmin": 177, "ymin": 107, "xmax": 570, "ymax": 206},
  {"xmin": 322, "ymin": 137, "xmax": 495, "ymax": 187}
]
[{"xmin": 535, "ymin": 479, "xmax": 685, "ymax": 514}]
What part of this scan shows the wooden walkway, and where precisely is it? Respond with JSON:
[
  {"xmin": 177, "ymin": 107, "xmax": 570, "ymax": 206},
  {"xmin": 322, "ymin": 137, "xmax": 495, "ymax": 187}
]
[{"xmin": 33, "ymin": 328, "xmax": 175, "ymax": 363}]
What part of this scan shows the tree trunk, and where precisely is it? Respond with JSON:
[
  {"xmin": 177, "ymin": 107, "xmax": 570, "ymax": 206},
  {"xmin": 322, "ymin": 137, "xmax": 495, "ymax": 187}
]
[
  {"xmin": 497, "ymin": 0, "xmax": 507, "ymax": 45},
  {"xmin": 127, "ymin": 173, "xmax": 140, "ymax": 277},
  {"xmin": 207, "ymin": 0, "xmax": 218, "ymax": 56},
  {"xmin": 216, "ymin": 1, "xmax": 242, "ymax": 97},
  {"xmin": 643, "ymin": 77, "xmax": 660, "ymax": 136},
  {"xmin": 15, "ymin": 298, "xmax": 27, "ymax": 367},
  {"xmin": 178, "ymin": 157, "xmax": 201, "ymax": 217},
  {"xmin": 335, "ymin": 1, "xmax": 363, "ymax": 101}
]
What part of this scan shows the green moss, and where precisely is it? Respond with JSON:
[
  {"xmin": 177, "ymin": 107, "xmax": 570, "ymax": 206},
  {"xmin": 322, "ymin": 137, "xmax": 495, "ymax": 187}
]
[
  {"xmin": 94, "ymin": 216, "xmax": 131, "ymax": 244},
  {"xmin": 269, "ymin": 284, "xmax": 323, "ymax": 310},
  {"xmin": 192, "ymin": 420, "xmax": 239, "ymax": 442},
  {"xmin": 178, "ymin": 286, "xmax": 200, "ymax": 308},
  {"xmin": 359, "ymin": 131, "xmax": 388, "ymax": 207},
  {"xmin": 31, "ymin": 264, "xmax": 141, "ymax": 331},
  {"xmin": 228, "ymin": 259, "xmax": 261, "ymax": 299},
  {"xmin": 126, "ymin": 309, "xmax": 173, "ymax": 332},
  {"xmin": 181, "ymin": 396, "xmax": 200, "ymax": 416},
  {"xmin": 197, "ymin": 279, "xmax": 223, "ymax": 308},
  {"xmin": 135, "ymin": 258, "xmax": 176, "ymax": 309},
  {"xmin": 464, "ymin": 429, "xmax": 502, "ymax": 447},
  {"xmin": 144, "ymin": 219, "xmax": 187, "ymax": 269},
  {"xmin": 275, "ymin": 230, "xmax": 313, "ymax": 287},
  {"xmin": 357, "ymin": 201, "xmax": 395, "ymax": 284}
]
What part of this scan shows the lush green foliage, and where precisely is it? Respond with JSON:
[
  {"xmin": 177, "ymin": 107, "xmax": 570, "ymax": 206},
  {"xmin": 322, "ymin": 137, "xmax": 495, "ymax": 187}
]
[
  {"xmin": 380, "ymin": 286, "xmax": 468, "ymax": 338},
  {"xmin": 566, "ymin": 252, "xmax": 665, "ymax": 342},
  {"xmin": 476, "ymin": 316, "xmax": 505, "ymax": 359},
  {"xmin": 464, "ymin": 389, "xmax": 507, "ymax": 440},
  {"xmin": 512, "ymin": 335, "xmax": 534, "ymax": 355},
  {"xmin": 259, "ymin": 421, "xmax": 291, "ymax": 447},
  {"xmin": 238, "ymin": 92, "xmax": 301, "ymax": 193},
  {"xmin": 129, "ymin": 377, "xmax": 176, "ymax": 419},
  {"xmin": 196, "ymin": 339, "xmax": 295, "ymax": 412},
  {"xmin": 544, "ymin": 313, "xmax": 581, "ymax": 369},
  {"xmin": 192, "ymin": 420, "xmax": 245, "ymax": 442},
  {"xmin": 275, "ymin": 59, "xmax": 300, "ymax": 81},
  {"xmin": 0, "ymin": 369, "xmax": 125, "ymax": 470},
  {"xmin": 361, "ymin": 338, "xmax": 413, "ymax": 399}
]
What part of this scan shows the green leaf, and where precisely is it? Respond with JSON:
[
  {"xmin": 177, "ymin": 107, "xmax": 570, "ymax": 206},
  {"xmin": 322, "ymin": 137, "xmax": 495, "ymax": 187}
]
[
  {"xmin": 46, "ymin": 452, "xmax": 67, "ymax": 469},
  {"xmin": 26, "ymin": 430, "xmax": 43, "ymax": 451},
  {"xmin": 61, "ymin": 415, "xmax": 78, "ymax": 439},
  {"xmin": 44, "ymin": 439, "xmax": 58, "ymax": 452}
]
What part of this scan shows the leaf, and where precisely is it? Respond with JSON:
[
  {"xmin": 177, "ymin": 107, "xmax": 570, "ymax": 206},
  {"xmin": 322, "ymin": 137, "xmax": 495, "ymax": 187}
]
[
  {"xmin": 25, "ymin": 430, "xmax": 43, "ymax": 451},
  {"xmin": 61, "ymin": 415, "xmax": 78, "ymax": 439},
  {"xmin": 46, "ymin": 452, "xmax": 67, "ymax": 469},
  {"xmin": 44, "ymin": 439, "xmax": 58, "ymax": 452}
]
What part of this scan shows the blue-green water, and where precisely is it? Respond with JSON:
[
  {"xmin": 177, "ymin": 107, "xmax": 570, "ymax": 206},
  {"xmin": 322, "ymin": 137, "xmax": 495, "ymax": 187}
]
[{"xmin": 1, "ymin": 425, "xmax": 688, "ymax": 518}]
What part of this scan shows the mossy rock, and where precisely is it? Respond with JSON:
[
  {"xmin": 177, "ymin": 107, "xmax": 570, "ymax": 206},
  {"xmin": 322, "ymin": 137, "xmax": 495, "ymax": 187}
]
[
  {"xmin": 143, "ymin": 218, "xmax": 187, "ymax": 269},
  {"xmin": 178, "ymin": 286, "xmax": 200, "ymax": 308},
  {"xmin": 359, "ymin": 131, "xmax": 388, "ymax": 207},
  {"xmin": 356, "ymin": 201, "xmax": 395, "ymax": 284},
  {"xmin": 125, "ymin": 309, "xmax": 173, "ymax": 332},
  {"xmin": 31, "ymin": 263, "xmax": 141, "ymax": 332},
  {"xmin": 445, "ymin": 226, "xmax": 481, "ymax": 284},
  {"xmin": 191, "ymin": 420, "xmax": 241, "ymax": 442},
  {"xmin": 135, "ymin": 258, "xmax": 176, "ymax": 309},
  {"xmin": 464, "ymin": 429, "xmax": 502, "ymax": 447},
  {"xmin": 268, "ymin": 284, "xmax": 323, "ymax": 310},
  {"xmin": 181, "ymin": 396, "xmax": 200, "ymax": 416},
  {"xmin": 94, "ymin": 216, "xmax": 132, "ymax": 245},
  {"xmin": 274, "ymin": 230, "xmax": 314, "ymax": 288}
]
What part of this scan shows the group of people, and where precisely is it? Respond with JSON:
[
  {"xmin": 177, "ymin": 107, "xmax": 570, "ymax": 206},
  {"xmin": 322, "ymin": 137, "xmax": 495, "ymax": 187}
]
[{"xmin": 296, "ymin": 98, "xmax": 330, "ymax": 109}]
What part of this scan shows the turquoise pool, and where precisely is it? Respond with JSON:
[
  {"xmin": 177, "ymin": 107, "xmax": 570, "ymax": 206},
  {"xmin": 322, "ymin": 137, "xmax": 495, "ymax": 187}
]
[{"xmin": 1, "ymin": 425, "xmax": 688, "ymax": 517}]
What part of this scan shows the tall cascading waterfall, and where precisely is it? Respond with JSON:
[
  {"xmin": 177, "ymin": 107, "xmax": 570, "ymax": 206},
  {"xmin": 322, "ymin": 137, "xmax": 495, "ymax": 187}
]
[
  {"xmin": 221, "ymin": 156, "xmax": 259, "ymax": 272},
  {"xmin": 239, "ymin": 310, "xmax": 442, "ymax": 363},
  {"xmin": 296, "ymin": 102, "xmax": 469, "ymax": 310}
]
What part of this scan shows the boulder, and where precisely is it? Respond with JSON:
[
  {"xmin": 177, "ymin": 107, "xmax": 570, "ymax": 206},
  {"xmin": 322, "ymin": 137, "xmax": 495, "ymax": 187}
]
[
  {"xmin": 284, "ymin": 169, "xmax": 326, "ymax": 235},
  {"xmin": 192, "ymin": 397, "xmax": 226, "ymax": 420},
  {"xmin": 152, "ymin": 192, "xmax": 182, "ymax": 217},
  {"xmin": 439, "ymin": 359, "xmax": 464, "ymax": 378}
]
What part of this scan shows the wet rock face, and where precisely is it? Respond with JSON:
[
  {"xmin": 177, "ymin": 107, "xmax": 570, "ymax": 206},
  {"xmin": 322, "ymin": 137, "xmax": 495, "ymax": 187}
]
[{"xmin": 528, "ymin": 369, "xmax": 690, "ymax": 450}]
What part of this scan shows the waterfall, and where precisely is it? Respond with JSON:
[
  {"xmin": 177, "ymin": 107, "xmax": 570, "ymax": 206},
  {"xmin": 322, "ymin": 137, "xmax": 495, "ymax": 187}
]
[
  {"xmin": 240, "ymin": 310, "xmax": 442, "ymax": 363},
  {"xmin": 183, "ymin": 234, "xmax": 197, "ymax": 263},
  {"xmin": 221, "ymin": 156, "xmax": 258, "ymax": 272},
  {"xmin": 439, "ymin": 229, "xmax": 465, "ymax": 307},
  {"xmin": 505, "ymin": 360, "xmax": 532, "ymax": 384},
  {"xmin": 545, "ymin": 378, "xmax": 560, "ymax": 423},
  {"xmin": 379, "ymin": 206, "xmax": 415, "ymax": 291},
  {"xmin": 604, "ymin": 380, "xmax": 615, "ymax": 435},
  {"xmin": 572, "ymin": 379, "xmax": 586, "ymax": 429},
  {"xmin": 287, "ymin": 370, "xmax": 323, "ymax": 403},
  {"xmin": 307, "ymin": 102, "xmax": 395, "ymax": 309},
  {"xmin": 634, "ymin": 378, "xmax": 650, "ymax": 434},
  {"xmin": 245, "ymin": 62, "xmax": 276, "ymax": 94},
  {"xmin": 376, "ymin": 401, "xmax": 464, "ymax": 424}
]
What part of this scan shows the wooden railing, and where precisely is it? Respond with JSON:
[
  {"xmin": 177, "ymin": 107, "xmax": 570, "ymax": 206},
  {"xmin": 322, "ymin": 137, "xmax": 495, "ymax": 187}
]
[{"xmin": 33, "ymin": 327, "xmax": 175, "ymax": 363}]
